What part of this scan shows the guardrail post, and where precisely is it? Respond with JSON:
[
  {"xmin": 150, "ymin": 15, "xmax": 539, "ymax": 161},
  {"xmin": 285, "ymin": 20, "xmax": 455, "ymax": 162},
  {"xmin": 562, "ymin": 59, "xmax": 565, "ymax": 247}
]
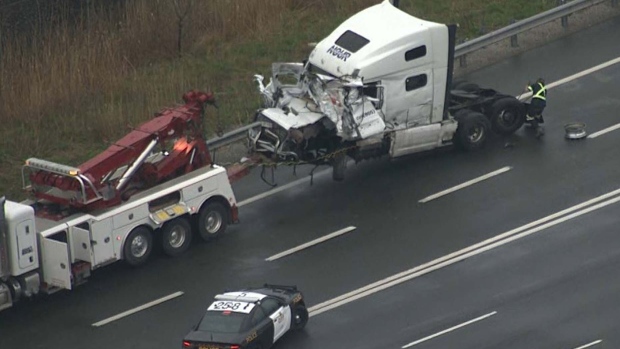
[
  {"xmin": 459, "ymin": 54, "xmax": 467, "ymax": 68},
  {"xmin": 509, "ymin": 19, "xmax": 519, "ymax": 47},
  {"xmin": 558, "ymin": 0, "xmax": 569, "ymax": 27}
]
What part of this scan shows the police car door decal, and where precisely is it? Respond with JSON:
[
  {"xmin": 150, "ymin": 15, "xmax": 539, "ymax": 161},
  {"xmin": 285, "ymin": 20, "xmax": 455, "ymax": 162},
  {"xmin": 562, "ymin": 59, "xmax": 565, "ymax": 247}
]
[{"xmin": 269, "ymin": 305, "xmax": 292, "ymax": 342}]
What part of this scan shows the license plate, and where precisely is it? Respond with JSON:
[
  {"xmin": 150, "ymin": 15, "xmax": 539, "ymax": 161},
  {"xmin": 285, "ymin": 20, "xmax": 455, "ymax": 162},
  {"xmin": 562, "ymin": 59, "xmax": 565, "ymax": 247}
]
[{"xmin": 199, "ymin": 346, "xmax": 219, "ymax": 349}]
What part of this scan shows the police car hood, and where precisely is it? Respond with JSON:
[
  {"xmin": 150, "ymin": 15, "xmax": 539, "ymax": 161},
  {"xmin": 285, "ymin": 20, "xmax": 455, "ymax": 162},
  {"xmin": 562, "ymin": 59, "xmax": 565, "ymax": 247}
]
[{"xmin": 184, "ymin": 329, "xmax": 245, "ymax": 346}]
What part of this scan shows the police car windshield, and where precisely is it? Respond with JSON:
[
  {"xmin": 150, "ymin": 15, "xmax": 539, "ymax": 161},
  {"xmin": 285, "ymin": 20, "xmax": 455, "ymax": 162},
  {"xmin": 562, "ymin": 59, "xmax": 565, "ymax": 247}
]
[{"xmin": 197, "ymin": 311, "xmax": 247, "ymax": 333}]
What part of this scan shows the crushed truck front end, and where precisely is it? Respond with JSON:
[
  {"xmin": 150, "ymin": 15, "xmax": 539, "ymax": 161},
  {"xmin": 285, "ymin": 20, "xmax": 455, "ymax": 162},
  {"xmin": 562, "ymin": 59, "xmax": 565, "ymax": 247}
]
[{"xmin": 248, "ymin": 0, "xmax": 453, "ymax": 176}]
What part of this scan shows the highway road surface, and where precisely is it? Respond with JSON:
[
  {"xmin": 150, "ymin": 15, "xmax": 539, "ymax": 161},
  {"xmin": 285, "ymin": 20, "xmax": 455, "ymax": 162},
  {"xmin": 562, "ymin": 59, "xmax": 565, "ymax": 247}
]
[{"xmin": 1, "ymin": 14, "xmax": 620, "ymax": 349}]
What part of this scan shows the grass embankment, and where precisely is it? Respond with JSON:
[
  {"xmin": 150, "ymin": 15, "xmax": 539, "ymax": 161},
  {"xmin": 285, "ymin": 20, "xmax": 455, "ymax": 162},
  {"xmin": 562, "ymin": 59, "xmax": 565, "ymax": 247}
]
[{"xmin": 0, "ymin": 0, "xmax": 554, "ymax": 200}]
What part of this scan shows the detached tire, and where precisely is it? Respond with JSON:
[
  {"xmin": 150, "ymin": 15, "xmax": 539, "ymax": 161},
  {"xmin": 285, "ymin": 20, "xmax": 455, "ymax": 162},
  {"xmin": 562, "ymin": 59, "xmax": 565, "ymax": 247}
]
[
  {"xmin": 454, "ymin": 111, "xmax": 490, "ymax": 150},
  {"xmin": 161, "ymin": 216, "xmax": 193, "ymax": 257},
  {"xmin": 197, "ymin": 202, "xmax": 228, "ymax": 242},
  {"xmin": 124, "ymin": 226, "xmax": 153, "ymax": 267},
  {"xmin": 489, "ymin": 97, "xmax": 526, "ymax": 135},
  {"xmin": 291, "ymin": 304, "xmax": 309, "ymax": 330}
]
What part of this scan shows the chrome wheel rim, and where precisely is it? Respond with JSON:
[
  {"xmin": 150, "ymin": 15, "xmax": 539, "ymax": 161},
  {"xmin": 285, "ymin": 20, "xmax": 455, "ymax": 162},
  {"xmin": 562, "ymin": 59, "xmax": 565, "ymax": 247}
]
[
  {"xmin": 205, "ymin": 211, "xmax": 222, "ymax": 234},
  {"xmin": 168, "ymin": 226, "xmax": 186, "ymax": 248},
  {"xmin": 131, "ymin": 235, "xmax": 148, "ymax": 258}
]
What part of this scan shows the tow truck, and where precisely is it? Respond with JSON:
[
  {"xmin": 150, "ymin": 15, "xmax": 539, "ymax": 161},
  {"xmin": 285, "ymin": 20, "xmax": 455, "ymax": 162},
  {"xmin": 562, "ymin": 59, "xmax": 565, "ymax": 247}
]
[
  {"xmin": 0, "ymin": 91, "xmax": 239, "ymax": 312},
  {"xmin": 249, "ymin": 0, "xmax": 527, "ymax": 180}
]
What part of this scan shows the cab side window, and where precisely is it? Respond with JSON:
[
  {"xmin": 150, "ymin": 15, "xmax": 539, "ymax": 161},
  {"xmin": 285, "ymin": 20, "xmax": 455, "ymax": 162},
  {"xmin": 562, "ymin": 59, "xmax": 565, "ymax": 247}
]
[{"xmin": 259, "ymin": 298, "xmax": 281, "ymax": 316}]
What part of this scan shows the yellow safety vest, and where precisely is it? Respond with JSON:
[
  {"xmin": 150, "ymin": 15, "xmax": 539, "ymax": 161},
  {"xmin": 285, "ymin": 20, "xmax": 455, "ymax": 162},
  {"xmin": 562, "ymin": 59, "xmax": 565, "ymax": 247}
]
[{"xmin": 528, "ymin": 82, "xmax": 546, "ymax": 101}]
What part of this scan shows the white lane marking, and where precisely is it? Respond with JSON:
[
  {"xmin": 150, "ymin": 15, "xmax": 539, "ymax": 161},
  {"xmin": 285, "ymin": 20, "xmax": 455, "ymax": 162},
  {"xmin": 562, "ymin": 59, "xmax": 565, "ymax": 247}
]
[
  {"xmin": 265, "ymin": 226, "xmax": 356, "ymax": 261},
  {"xmin": 309, "ymin": 188, "xmax": 620, "ymax": 316},
  {"xmin": 587, "ymin": 123, "xmax": 620, "ymax": 139},
  {"xmin": 518, "ymin": 56, "xmax": 620, "ymax": 101},
  {"xmin": 92, "ymin": 291, "xmax": 184, "ymax": 327},
  {"xmin": 419, "ymin": 167, "xmax": 511, "ymax": 203},
  {"xmin": 237, "ymin": 168, "xmax": 330, "ymax": 207},
  {"xmin": 401, "ymin": 311, "xmax": 497, "ymax": 348},
  {"xmin": 573, "ymin": 340, "xmax": 603, "ymax": 349}
]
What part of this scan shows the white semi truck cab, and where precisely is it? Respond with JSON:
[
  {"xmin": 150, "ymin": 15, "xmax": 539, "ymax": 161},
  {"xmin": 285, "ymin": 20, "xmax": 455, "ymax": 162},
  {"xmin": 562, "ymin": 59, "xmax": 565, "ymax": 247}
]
[{"xmin": 250, "ymin": 0, "xmax": 526, "ymax": 180}]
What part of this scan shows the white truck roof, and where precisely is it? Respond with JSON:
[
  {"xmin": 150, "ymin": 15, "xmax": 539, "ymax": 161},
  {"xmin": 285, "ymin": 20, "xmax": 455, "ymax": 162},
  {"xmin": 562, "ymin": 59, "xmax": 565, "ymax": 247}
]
[{"xmin": 308, "ymin": 0, "xmax": 446, "ymax": 80}]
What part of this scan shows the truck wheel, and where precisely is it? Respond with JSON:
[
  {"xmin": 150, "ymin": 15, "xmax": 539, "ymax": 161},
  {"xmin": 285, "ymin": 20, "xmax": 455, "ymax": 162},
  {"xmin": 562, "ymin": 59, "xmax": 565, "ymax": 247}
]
[
  {"xmin": 489, "ymin": 98, "xmax": 526, "ymax": 135},
  {"xmin": 197, "ymin": 202, "xmax": 228, "ymax": 242},
  {"xmin": 161, "ymin": 216, "xmax": 193, "ymax": 257},
  {"xmin": 454, "ymin": 111, "xmax": 490, "ymax": 150},
  {"xmin": 331, "ymin": 151, "xmax": 346, "ymax": 182},
  {"xmin": 291, "ymin": 304, "xmax": 309, "ymax": 330},
  {"xmin": 124, "ymin": 227, "xmax": 153, "ymax": 267}
]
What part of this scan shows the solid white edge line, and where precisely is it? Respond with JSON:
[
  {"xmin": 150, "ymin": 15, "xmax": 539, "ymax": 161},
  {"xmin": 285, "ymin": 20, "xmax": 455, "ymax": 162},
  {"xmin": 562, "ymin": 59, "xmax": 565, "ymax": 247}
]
[
  {"xmin": 92, "ymin": 291, "xmax": 184, "ymax": 327},
  {"xmin": 587, "ymin": 123, "xmax": 620, "ymax": 139},
  {"xmin": 419, "ymin": 166, "xmax": 511, "ymax": 203},
  {"xmin": 308, "ymin": 187, "xmax": 620, "ymax": 316},
  {"xmin": 237, "ymin": 169, "xmax": 330, "ymax": 207},
  {"xmin": 402, "ymin": 311, "xmax": 497, "ymax": 348},
  {"xmin": 573, "ymin": 340, "xmax": 603, "ymax": 349},
  {"xmin": 266, "ymin": 226, "xmax": 356, "ymax": 261},
  {"xmin": 518, "ymin": 56, "xmax": 620, "ymax": 101},
  {"xmin": 237, "ymin": 160, "xmax": 355, "ymax": 207}
]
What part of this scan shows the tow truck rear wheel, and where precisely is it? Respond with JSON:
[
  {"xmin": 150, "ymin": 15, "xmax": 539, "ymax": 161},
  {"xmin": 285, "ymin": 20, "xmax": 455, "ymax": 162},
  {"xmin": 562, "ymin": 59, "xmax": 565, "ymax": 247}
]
[
  {"xmin": 124, "ymin": 226, "xmax": 153, "ymax": 267},
  {"xmin": 454, "ymin": 110, "xmax": 490, "ymax": 150},
  {"xmin": 197, "ymin": 202, "xmax": 228, "ymax": 242},
  {"xmin": 489, "ymin": 97, "xmax": 526, "ymax": 135},
  {"xmin": 161, "ymin": 216, "xmax": 193, "ymax": 257}
]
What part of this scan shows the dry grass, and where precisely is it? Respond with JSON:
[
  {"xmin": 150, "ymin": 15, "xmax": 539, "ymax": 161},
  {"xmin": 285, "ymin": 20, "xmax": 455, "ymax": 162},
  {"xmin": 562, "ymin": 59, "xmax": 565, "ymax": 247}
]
[{"xmin": 0, "ymin": 0, "xmax": 554, "ymax": 200}]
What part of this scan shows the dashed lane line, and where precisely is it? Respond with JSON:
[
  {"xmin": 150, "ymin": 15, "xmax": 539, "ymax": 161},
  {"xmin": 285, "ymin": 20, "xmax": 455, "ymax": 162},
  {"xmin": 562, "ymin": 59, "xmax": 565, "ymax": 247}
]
[
  {"xmin": 401, "ymin": 311, "xmax": 498, "ymax": 348},
  {"xmin": 265, "ymin": 226, "xmax": 357, "ymax": 261},
  {"xmin": 418, "ymin": 166, "xmax": 511, "ymax": 203},
  {"xmin": 92, "ymin": 291, "xmax": 184, "ymax": 327}
]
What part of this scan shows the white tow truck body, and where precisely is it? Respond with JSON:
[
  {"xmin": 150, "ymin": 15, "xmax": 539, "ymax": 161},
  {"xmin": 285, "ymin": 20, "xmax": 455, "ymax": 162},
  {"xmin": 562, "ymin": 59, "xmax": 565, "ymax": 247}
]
[{"xmin": 0, "ymin": 164, "xmax": 237, "ymax": 312}]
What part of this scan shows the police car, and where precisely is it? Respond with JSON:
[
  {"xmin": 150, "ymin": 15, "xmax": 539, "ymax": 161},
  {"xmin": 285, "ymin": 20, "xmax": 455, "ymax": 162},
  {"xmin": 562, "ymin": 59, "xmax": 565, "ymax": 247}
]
[{"xmin": 182, "ymin": 284, "xmax": 309, "ymax": 349}]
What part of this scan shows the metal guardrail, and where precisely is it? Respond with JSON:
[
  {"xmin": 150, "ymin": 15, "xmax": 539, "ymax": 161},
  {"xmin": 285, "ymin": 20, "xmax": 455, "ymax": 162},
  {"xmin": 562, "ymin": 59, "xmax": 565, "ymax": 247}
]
[
  {"xmin": 206, "ymin": 121, "xmax": 270, "ymax": 150},
  {"xmin": 455, "ymin": 0, "xmax": 611, "ymax": 62}
]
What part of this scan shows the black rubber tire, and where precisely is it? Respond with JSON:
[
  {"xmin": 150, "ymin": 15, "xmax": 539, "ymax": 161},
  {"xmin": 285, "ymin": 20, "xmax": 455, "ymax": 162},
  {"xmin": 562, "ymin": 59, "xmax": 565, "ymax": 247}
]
[
  {"xmin": 161, "ymin": 216, "xmax": 193, "ymax": 257},
  {"xmin": 123, "ymin": 226, "xmax": 153, "ymax": 267},
  {"xmin": 488, "ymin": 97, "xmax": 526, "ymax": 135},
  {"xmin": 453, "ymin": 81, "xmax": 480, "ymax": 93},
  {"xmin": 331, "ymin": 151, "xmax": 346, "ymax": 182},
  {"xmin": 291, "ymin": 304, "xmax": 309, "ymax": 330},
  {"xmin": 454, "ymin": 110, "xmax": 490, "ymax": 150},
  {"xmin": 197, "ymin": 202, "xmax": 228, "ymax": 242}
]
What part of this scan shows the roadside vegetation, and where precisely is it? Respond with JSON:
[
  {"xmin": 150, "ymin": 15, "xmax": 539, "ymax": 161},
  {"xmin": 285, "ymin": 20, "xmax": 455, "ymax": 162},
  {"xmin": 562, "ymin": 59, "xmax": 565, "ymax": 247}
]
[{"xmin": 0, "ymin": 0, "xmax": 554, "ymax": 200}]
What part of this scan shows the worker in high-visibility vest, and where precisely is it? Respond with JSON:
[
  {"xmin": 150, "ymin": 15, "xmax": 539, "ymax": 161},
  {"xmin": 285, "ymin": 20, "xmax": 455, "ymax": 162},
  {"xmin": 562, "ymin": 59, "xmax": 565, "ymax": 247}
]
[{"xmin": 525, "ymin": 78, "xmax": 547, "ymax": 138}]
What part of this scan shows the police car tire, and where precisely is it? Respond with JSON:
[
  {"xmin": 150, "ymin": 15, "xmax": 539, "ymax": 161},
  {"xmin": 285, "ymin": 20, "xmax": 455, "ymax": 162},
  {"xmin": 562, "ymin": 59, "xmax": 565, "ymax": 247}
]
[
  {"xmin": 291, "ymin": 304, "xmax": 309, "ymax": 330},
  {"xmin": 489, "ymin": 97, "xmax": 526, "ymax": 135},
  {"xmin": 124, "ymin": 226, "xmax": 153, "ymax": 267},
  {"xmin": 161, "ymin": 216, "xmax": 193, "ymax": 257},
  {"xmin": 197, "ymin": 202, "xmax": 228, "ymax": 242},
  {"xmin": 454, "ymin": 111, "xmax": 490, "ymax": 151}
]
